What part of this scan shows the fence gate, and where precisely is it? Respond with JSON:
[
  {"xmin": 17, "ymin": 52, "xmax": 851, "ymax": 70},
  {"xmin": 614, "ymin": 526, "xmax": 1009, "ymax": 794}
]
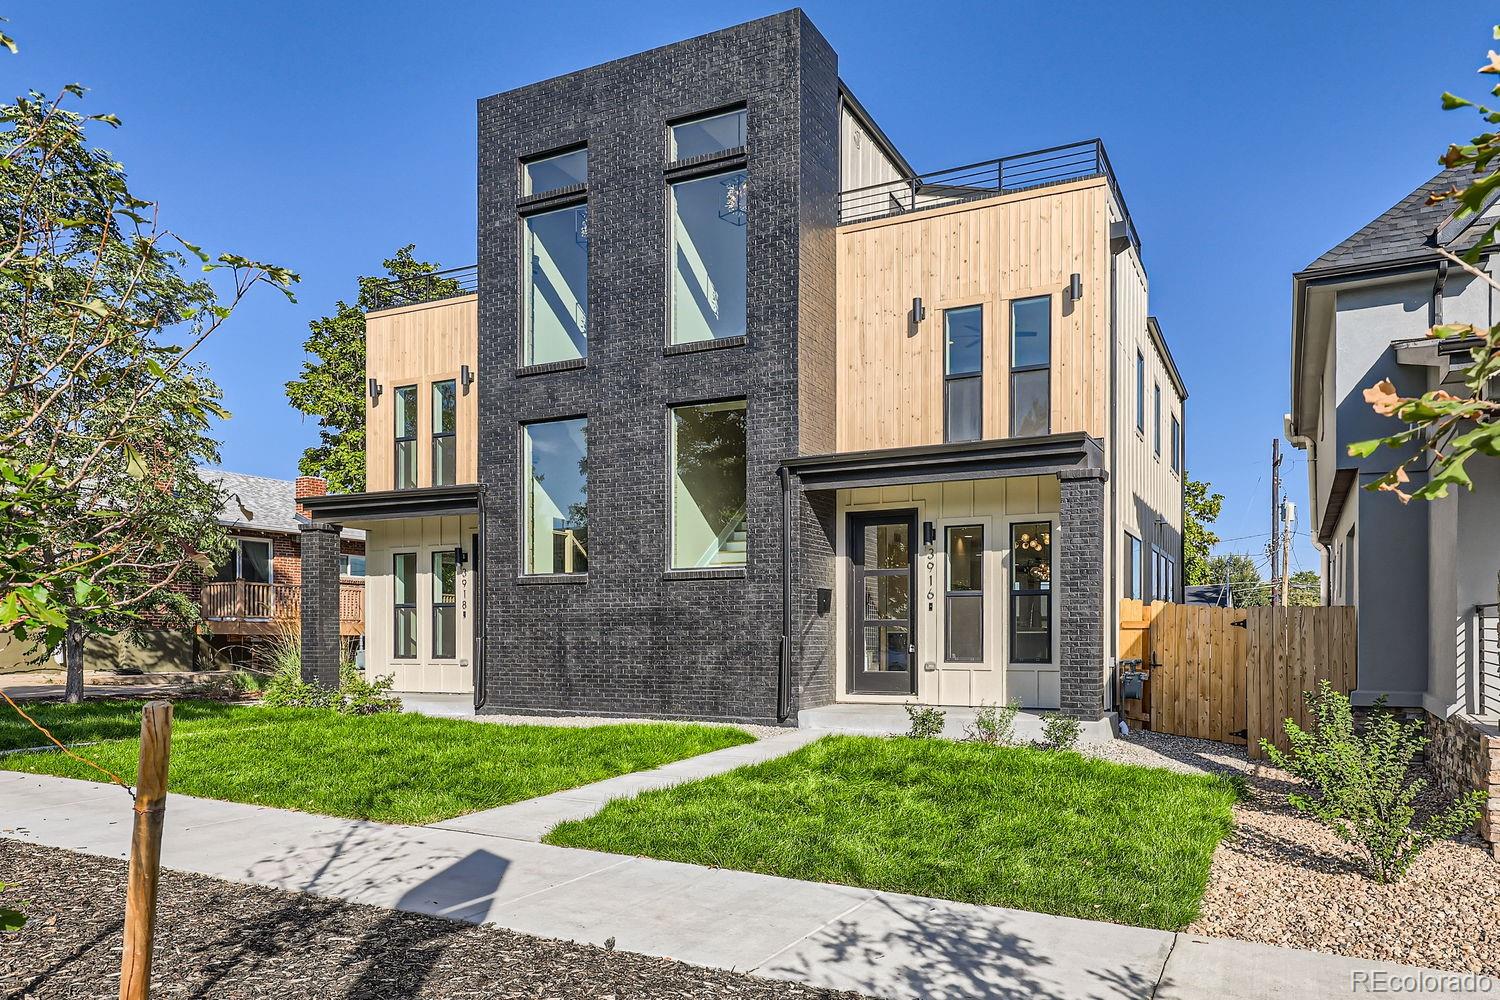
[{"xmin": 1119, "ymin": 600, "xmax": 1357, "ymax": 760}]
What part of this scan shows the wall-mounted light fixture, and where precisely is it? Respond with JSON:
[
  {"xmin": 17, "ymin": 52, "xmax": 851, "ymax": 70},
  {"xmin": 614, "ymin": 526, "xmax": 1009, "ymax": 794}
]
[
  {"xmin": 1068, "ymin": 272, "xmax": 1084, "ymax": 302},
  {"xmin": 367, "ymin": 378, "xmax": 383, "ymax": 405},
  {"xmin": 922, "ymin": 521, "xmax": 937, "ymax": 547},
  {"xmin": 912, "ymin": 297, "xmax": 926, "ymax": 324},
  {"xmin": 452, "ymin": 545, "xmax": 469, "ymax": 566},
  {"xmin": 461, "ymin": 364, "xmax": 474, "ymax": 396}
]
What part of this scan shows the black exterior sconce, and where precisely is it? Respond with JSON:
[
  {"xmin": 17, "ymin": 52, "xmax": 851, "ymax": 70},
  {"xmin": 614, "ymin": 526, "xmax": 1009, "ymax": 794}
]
[
  {"xmin": 367, "ymin": 378, "xmax": 383, "ymax": 405},
  {"xmin": 1067, "ymin": 272, "xmax": 1083, "ymax": 302},
  {"xmin": 911, "ymin": 296, "xmax": 926, "ymax": 323},
  {"xmin": 461, "ymin": 364, "xmax": 474, "ymax": 395}
]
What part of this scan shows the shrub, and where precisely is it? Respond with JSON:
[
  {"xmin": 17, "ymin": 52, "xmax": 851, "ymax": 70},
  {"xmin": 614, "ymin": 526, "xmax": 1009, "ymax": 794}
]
[
  {"xmin": 904, "ymin": 704, "xmax": 946, "ymax": 739},
  {"xmin": 965, "ymin": 700, "xmax": 1021, "ymax": 745},
  {"xmin": 261, "ymin": 659, "xmax": 335, "ymax": 710},
  {"xmin": 1040, "ymin": 712, "xmax": 1081, "ymax": 750},
  {"xmin": 1261, "ymin": 681, "xmax": 1486, "ymax": 883},
  {"xmin": 336, "ymin": 662, "xmax": 401, "ymax": 716}
]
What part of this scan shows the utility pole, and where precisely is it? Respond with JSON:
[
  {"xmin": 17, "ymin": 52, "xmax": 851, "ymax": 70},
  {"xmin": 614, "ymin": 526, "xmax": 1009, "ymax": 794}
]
[
  {"xmin": 1270, "ymin": 439, "xmax": 1282, "ymax": 607},
  {"xmin": 1279, "ymin": 499, "xmax": 1295, "ymax": 607}
]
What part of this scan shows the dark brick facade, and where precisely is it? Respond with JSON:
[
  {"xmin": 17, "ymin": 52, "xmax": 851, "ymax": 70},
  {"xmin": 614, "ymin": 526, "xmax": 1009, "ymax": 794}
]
[
  {"xmin": 476, "ymin": 12, "xmax": 839, "ymax": 724},
  {"xmin": 298, "ymin": 523, "xmax": 344, "ymax": 687},
  {"xmin": 1058, "ymin": 469, "xmax": 1108, "ymax": 719}
]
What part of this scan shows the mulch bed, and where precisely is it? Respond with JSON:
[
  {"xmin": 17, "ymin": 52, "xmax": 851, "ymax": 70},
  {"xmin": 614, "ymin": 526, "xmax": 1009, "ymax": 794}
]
[{"xmin": 0, "ymin": 841, "xmax": 870, "ymax": 1000}]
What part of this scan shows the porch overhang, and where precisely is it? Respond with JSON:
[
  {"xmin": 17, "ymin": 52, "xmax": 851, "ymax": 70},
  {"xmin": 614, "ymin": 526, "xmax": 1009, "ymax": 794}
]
[
  {"xmin": 299, "ymin": 484, "xmax": 481, "ymax": 523},
  {"xmin": 782, "ymin": 433, "xmax": 1104, "ymax": 491}
]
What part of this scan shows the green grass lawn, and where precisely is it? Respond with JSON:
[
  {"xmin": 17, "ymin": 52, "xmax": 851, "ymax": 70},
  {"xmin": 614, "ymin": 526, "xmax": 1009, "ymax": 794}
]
[
  {"xmin": 0, "ymin": 699, "xmax": 753, "ymax": 824},
  {"xmin": 546, "ymin": 734, "xmax": 1239, "ymax": 930}
]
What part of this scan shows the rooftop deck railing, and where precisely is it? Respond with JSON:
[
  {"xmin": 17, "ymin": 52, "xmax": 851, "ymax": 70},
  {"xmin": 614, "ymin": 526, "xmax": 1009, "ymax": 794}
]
[
  {"xmin": 366, "ymin": 264, "xmax": 478, "ymax": 311},
  {"xmin": 837, "ymin": 138, "xmax": 1141, "ymax": 252}
]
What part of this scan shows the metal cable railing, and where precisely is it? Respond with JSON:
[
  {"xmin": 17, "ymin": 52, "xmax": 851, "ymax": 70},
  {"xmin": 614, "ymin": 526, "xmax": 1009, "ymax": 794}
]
[
  {"xmin": 366, "ymin": 264, "xmax": 478, "ymax": 310},
  {"xmin": 837, "ymin": 138, "xmax": 1141, "ymax": 253}
]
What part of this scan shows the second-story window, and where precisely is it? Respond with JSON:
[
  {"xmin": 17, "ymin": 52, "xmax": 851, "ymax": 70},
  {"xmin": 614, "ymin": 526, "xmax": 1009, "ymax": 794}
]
[
  {"xmin": 1171, "ymin": 414, "xmax": 1182, "ymax": 473},
  {"xmin": 943, "ymin": 306, "xmax": 982, "ymax": 443},
  {"xmin": 669, "ymin": 170, "xmax": 747, "ymax": 345},
  {"xmin": 522, "ymin": 418, "xmax": 589, "ymax": 575},
  {"xmin": 394, "ymin": 385, "xmax": 418, "ymax": 489},
  {"xmin": 523, "ymin": 204, "xmax": 589, "ymax": 365},
  {"xmin": 1153, "ymin": 383, "xmax": 1162, "ymax": 459},
  {"xmin": 1135, "ymin": 351, "xmax": 1146, "ymax": 434},
  {"xmin": 1010, "ymin": 296, "xmax": 1051, "ymax": 437},
  {"xmin": 432, "ymin": 379, "xmax": 457, "ymax": 486}
]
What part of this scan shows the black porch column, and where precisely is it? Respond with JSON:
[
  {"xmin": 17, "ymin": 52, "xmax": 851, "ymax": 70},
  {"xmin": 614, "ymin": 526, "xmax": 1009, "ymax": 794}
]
[
  {"xmin": 1058, "ymin": 468, "xmax": 1109, "ymax": 720},
  {"xmin": 298, "ymin": 521, "xmax": 342, "ymax": 687}
]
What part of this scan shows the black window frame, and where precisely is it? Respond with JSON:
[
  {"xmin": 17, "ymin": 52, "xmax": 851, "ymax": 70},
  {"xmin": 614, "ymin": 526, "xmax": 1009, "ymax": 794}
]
[
  {"xmin": 431, "ymin": 549, "xmax": 457, "ymax": 660},
  {"xmin": 1125, "ymin": 532, "xmax": 1143, "ymax": 601},
  {"xmin": 520, "ymin": 416, "xmax": 590, "ymax": 577},
  {"xmin": 394, "ymin": 384, "xmax": 418, "ymax": 490},
  {"xmin": 431, "ymin": 378, "xmax": 458, "ymax": 487},
  {"xmin": 1008, "ymin": 520, "xmax": 1053, "ymax": 665},
  {"xmin": 1009, "ymin": 295, "xmax": 1052, "ymax": 437},
  {"xmin": 1153, "ymin": 382, "xmax": 1162, "ymax": 459},
  {"xmin": 393, "ymin": 551, "xmax": 417, "ymax": 660},
  {"xmin": 1135, "ymin": 351, "xmax": 1146, "ymax": 435},
  {"xmin": 1170, "ymin": 413, "xmax": 1182, "ymax": 474},
  {"xmin": 944, "ymin": 524, "xmax": 985, "ymax": 663},
  {"xmin": 943, "ymin": 305, "xmax": 983, "ymax": 444}
]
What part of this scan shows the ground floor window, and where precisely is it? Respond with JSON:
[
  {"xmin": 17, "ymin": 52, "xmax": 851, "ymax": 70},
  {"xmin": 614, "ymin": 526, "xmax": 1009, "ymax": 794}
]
[
  {"xmin": 522, "ymin": 418, "xmax": 589, "ymax": 575},
  {"xmin": 431, "ymin": 550, "xmax": 457, "ymax": 659},
  {"xmin": 669, "ymin": 399, "xmax": 747, "ymax": 569},
  {"xmin": 1125, "ymin": 533, "xmax": 1143, "ymax": 601},
  {"xmin": 945, "ymin": 525, "xmax": 983, "ymax": 662},
  {"xmin": 393, "ymin": 552, "xmax": 416, "ymax": 659},
  {"xmin": 1010, "ymin": 521, "xmax": 1051, "ymax": 663}
]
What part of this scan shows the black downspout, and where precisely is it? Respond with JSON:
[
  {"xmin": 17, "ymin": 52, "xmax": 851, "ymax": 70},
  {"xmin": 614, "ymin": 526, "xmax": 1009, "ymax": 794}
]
[
  {"xmin": 777, "ymin": 466, "xmax": 793, "ymax": 723},
  {"xmin": 473, "ymin": 486, "xmax": 487, "ymax": 712}
]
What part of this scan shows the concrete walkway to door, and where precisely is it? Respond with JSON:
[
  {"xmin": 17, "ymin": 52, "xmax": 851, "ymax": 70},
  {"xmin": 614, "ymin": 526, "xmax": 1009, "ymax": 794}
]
[{"xmin": 1, "ymin": 771, "xmax": 1475, "ymax": 999}]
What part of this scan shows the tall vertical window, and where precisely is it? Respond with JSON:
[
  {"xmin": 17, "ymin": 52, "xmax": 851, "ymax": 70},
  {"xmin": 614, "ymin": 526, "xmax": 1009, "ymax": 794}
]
[
  {"xmin": 394, "ymin": 385, "xmax": 417, "ymax": 489},
  {"xmin": 1135, "ymin": 351, "xmax": 1146, "ymax": 434},
  {"xmin": 1153, "ymin": 383, "xmax": 1162, "ymax": 458},
  {"xmin": 945, "ymin": 525, "xmax": 983, "ymax": 662},
  {"xmin": 1343, "ymin": 524, "xmax": 1356, "ymax": 606},
  {"xmin": 669, "ymin": 108, "xmax": 747, "ymax": 160},
  {"xmin": 393, "ymin": 552, "xmax": 416, "ymax": 659},
  {"xmin": 523, "ymin": 147, "xmax": 588, "ymax": 196},
  {"xmin": 1010, "ymin": 522, "xmax": 1052, "ymax": 663},
  {"xmin": 522, "ymin": 418, "xmax": 588, "ymax": 575},
  {"xmin": 1125, "ymin": 533, "xmax": 1143, "ymax": 600},
  {"xmin": 1171, "ymin": 414, "xmax": 1181, "ymax": 473},
  {"xmin": 431, "ymin": 550, "xmax": 456, "ymax": 659},
  {"xmin": 943, "ymin": 306, "xmax": 982, "ymax": 443},
  {"xmin": 670, "ymin": 400, "xmax": 747, "ymax": 569},
  {"xmin": 669, "ymin": 171, "xmax": 747, "ymax": 345},
  {"xmin": 432, "ymin": 379, "xmax": 457, "ymax": 486},
  {"xmin": 523, "ymin": 204, "xmax": 589, "ymax": 365},
  {"xmin": 1010, "ymin": 296, "xmax": 1051, "ymax": 437}
]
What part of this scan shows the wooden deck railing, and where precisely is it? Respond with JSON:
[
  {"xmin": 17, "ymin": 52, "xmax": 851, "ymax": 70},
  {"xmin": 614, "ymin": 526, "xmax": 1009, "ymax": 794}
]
[{"xmin": 200, "ymin": 581, "xmax": 364, "ymax": 623}]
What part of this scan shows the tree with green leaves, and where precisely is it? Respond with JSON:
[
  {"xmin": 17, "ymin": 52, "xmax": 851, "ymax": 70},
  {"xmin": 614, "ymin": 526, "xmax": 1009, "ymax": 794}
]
[
  {"xmin": 1182, "ymin": 474, "xmax": 1224, "ymax": 586},
  {"xmin": 1203, "ymin": 553, "xmax": 1268, "ymax": 608},
  {"xmin": 285, "ymin": 247, "xmax": 457, "ymax": 493},
  {"xmin": 1, "ymin": 80, "xmax": 296, "ymax": 701},
  {"xmin": 1289, "ymin": 569, "xmax": 1322, "ymax": 607},
  {"xmin": 1351, "ymin": 31, "xmax": 1500, "ymax": 500}
]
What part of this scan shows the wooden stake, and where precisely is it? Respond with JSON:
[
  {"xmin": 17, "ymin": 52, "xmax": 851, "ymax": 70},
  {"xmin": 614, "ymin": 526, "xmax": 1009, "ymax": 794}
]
[{"xmin": 119, "ymin": 701, "xmax": 172, "ymax": 1000}]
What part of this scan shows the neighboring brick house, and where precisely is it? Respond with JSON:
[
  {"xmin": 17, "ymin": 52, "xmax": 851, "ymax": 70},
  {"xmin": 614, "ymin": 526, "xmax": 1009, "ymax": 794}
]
[{"xmin": 303, "ymin": 11, "xmax": 1185, "ymax": 727}]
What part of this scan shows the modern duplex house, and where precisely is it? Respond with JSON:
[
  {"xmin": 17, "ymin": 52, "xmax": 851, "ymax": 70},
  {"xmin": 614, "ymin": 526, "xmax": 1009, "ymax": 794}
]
[
  {"xmin": 301, "ymin": 10, "xmax": 1185, "ymax": 726},
  {"xmin": 1288, "ymin": 165, "xmax": 1499, "ymax": 849}
]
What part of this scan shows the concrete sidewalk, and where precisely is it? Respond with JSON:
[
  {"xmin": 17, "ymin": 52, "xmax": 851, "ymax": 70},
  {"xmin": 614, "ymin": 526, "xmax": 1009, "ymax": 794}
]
[
  {"xmin": 0, "ymin": 772, "xmax": 1478, "ymax": 999},
  {"xmin": 430, "ymin": 729, "xmax": 820, "ymax": 840}
]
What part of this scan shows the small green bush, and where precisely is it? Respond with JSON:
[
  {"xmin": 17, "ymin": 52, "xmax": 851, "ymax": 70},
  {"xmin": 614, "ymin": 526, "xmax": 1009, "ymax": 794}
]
[
  {"xmin": 261, "ymin": 660, "xmax": 400, "ymax": 715},
  {"xmin": 1040, "ymin": 712, "xmax": 1081, "ymax": 750},
  {"xmin": 965, "ymin": 700, "xmax": 1021, "ymax": 745},
  {"xmin": 904, "ymin": 703, "xmax": 946, "ymax": 739},
  {"xmin": 1261, "ymin": 681, "xmax": 1484, "ymax": 883}
]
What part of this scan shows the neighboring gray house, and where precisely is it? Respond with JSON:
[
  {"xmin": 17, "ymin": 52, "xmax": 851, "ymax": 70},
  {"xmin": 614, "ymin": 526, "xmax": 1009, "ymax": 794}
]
[{"xmin": 1288, "ymin": 165, "xmax": 1499, "ymax": 851}]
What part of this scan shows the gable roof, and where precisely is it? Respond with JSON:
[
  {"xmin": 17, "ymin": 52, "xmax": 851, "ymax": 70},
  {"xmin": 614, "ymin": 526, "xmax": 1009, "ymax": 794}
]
[
  {"xmin": 1300, "ymin": 165, "xmax": 1480, "ymax": 275},
  {"xmin": 200, "ymin": 469, "xmax": 365, "ymax": 541}
]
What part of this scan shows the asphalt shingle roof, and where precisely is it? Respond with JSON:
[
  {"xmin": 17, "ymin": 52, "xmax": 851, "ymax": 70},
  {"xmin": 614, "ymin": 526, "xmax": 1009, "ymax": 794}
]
[
  {"xmin": 1302, "ymin": 165, "xmax": 1472, "ymax": 274},
  {"xmin": 199, "ymin": 469, "xmax": 364, "ymax": 541}
]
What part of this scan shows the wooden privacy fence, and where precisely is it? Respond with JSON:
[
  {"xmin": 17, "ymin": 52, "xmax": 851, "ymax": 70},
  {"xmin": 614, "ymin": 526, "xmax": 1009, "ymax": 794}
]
[{"xmin": 1119, "ymin": 600, "xmax": 1358, "ymax": 760}]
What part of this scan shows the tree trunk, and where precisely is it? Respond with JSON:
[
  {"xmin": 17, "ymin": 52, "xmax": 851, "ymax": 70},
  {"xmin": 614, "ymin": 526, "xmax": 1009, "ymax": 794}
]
[{"xmin": 63, "ymin": 620, "xmax": 84, "ymax": 704}]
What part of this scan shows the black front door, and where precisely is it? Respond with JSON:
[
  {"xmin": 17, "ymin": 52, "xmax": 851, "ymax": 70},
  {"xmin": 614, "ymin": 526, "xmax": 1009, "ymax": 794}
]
[{"xmin": 849, "ymin": 511, "xmax": 918, "ymax": 695}]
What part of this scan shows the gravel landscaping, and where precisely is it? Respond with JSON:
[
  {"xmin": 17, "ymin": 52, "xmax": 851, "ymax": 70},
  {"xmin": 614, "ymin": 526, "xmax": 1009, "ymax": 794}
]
[
  {"xmin": 0, "ymin": 841, "xmax": 870, "ymax": 1000},
  {"xmin": 1088, "ymin": 729, "xmax": 1498, "ymax": 975}
]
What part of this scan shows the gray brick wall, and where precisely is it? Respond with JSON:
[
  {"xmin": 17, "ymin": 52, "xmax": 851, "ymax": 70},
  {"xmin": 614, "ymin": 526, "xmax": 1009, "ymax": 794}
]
[
  {"xmin": 298, "ymin": 523, "xmax": 343, "ymax": 687},
  {"xmin": 1058, "ymin": 470, "xmax": 1108, "ymax": 719},
  {"xmin": 475, "ymin": 11, "xmax": 839, "ymax": 725}
]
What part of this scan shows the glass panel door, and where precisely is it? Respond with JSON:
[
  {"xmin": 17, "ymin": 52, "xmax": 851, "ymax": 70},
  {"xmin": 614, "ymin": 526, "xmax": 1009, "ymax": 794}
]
[{"xmin": 848, "ymin": 511, "xmax": 917, "ymax": 695}]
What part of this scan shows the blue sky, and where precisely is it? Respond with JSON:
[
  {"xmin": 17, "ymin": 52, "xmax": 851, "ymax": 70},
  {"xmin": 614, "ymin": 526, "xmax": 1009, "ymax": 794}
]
[{"xmin": 10, "ymin": 2, "xmax": 1495, "ymax": 576}]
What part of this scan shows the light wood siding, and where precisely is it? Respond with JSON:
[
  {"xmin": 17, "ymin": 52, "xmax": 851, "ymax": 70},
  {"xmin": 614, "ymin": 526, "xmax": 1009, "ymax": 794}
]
[
  {"xmin": 834, "ymin": 178, "xmax": 1111, "ymax": 452},
  {"xmin": 1113, "ymin": 244, "xmax": 1184, "ymax": 606},
  {"xmin": 365, "ymin": 295, "xmax": 478, "ymax": 492},
  {"xmin": 362, "ymin": 515, "xmax": 478, "ymax": 693},
  {"xmin": 840, "ymin": 101, "xmax": 906, "ymax": 195}
]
